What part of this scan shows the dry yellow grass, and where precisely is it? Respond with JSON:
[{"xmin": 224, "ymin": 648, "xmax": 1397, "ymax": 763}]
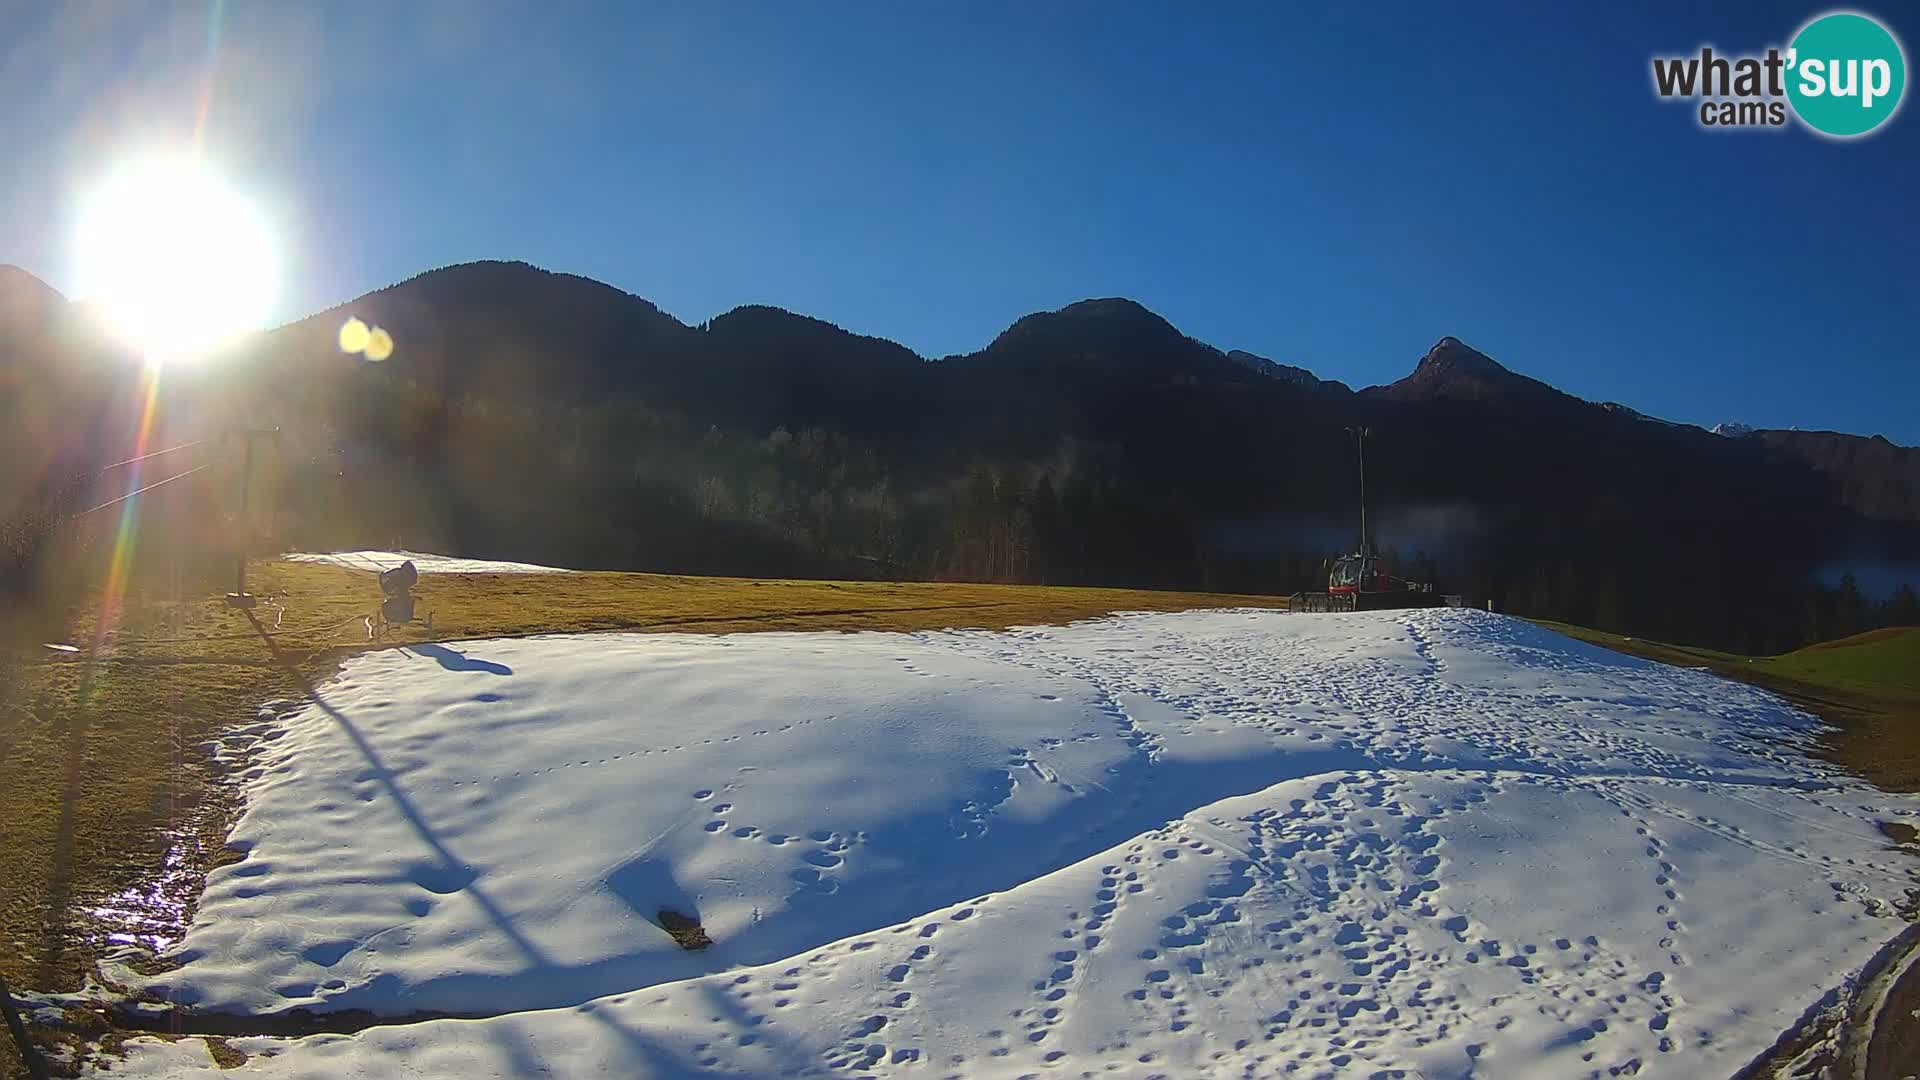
[
  {"xmin": 1536, "ymin": 620, "xmax": 1920, "ymax": 792},
  {"xmin": 184, "ymin": 561, "xmax": 1286, "ymax": 650}
]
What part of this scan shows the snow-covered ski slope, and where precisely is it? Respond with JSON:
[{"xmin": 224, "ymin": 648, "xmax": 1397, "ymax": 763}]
[
  {"xmin": 281, "ymin": 549, "xmax": 576, "ymax": 574},
  {"xmin": 106, "ymin": 609, "xmax": 1920, "ymax": 1078}
]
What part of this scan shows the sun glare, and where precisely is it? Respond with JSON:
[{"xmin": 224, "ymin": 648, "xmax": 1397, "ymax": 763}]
[{"xmin": 74, "ymin": 157, "xmax": 278, "ymax": 362}]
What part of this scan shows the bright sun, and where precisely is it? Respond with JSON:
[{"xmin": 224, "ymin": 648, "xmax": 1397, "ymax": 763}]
[{"xmin": 74, "ymin": 157, "xmax": 278, "ymax": 362}]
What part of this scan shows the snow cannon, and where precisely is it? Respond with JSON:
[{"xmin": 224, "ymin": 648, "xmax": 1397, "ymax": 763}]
[{"xmin": 378, "ymin": 559, "xmax": 419, "ymax": 625}]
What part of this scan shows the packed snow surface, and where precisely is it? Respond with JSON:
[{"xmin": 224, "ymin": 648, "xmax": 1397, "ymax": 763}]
[
  {"xmin": 104, "ymin": 609, "xmax": 1920, "ymax": 1078},
  {"xmin": 280, "ymin": 549, "xmax": 576, "ymax": 574}
]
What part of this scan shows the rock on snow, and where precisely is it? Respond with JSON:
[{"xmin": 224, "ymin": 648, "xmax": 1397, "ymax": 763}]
[{"xmin": 102, "ymin": 609, "xmax": 1920, "ymax": 1078}]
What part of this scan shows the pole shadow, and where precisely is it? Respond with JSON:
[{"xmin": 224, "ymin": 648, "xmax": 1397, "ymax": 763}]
[{"xmin": 240, "ymin": 610, "xmax": 689, "ymax": 1069}]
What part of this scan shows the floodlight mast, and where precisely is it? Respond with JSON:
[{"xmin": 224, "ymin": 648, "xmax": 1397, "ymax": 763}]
[
  {"xmin": 1346, "ymin": 426, "xmax": 1371, "ymax": 557},
  {"xmin": 225, "ymin": 427, "xmax": 280, "ymax": 609}
]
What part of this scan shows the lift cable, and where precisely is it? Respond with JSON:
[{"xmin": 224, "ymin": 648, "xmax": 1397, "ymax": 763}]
[
  {"xmin": 70, "ymin": 462, "xmax": 217, "ymax": 521},
  {"xmin": 95, "ymin": 438, "xmax": 210, "ymax": 474}
]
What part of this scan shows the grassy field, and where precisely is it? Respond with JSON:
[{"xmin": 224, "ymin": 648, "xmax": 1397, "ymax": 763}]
[
  {"xmin": 1536, "ymin": 620, "xmax": 1920, "ymax": 790},
  {"xmin": 0, "ymin": 559, "xmax": 1289, "ymax": 1011}
]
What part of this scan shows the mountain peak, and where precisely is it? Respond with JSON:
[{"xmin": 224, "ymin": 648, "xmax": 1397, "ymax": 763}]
[
  {"xmin": 1416, "ymin": 336, "xmax": 1510, "ymax": 380},
  {"xmin": 989, "ymin": 297, "xmax": 1185, "ymax": 352},
  {"xmin": 1371, "ymin": 335, "xmax": 1558, "ymax": 404},
  {"xmin": 705, "ymin": 303, "xmax": 923, "ymax": 365},
  {"xmin": 378, "ymin": 259, "xmax": 663, "ymax": 311},
  {"xmin": 0, "ymin": 264, "xmax": 67, "ymax": 335},
  {"xmin": 1054, "ymin": 297, "xmax": 1161, "ymax": 321}
]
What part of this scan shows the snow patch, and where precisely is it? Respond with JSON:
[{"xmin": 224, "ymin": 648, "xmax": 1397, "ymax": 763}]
[
  {"xmin": 99, "ymin": 609, "xmax": 1920, "ymax": 1078},
  {"xmin": 280, "ymin": 550, "xmax": 577, "ymax": 574}
]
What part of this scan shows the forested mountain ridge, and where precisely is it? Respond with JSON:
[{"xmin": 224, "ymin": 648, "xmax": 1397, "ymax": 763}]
[
  {"xmin": 1751, "ymin": 428, "xmax": 1920, "ymax": 524},
  {"xmin": 3, "ymin": 259, "xmax": 1916, "ymax": 654}
]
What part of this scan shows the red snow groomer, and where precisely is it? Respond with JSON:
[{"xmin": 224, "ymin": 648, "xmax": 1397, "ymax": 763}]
[
  {"xmin": 1294, "ymin": 548, "xmax": 1456, "ymax": 612},
  {"xmin": 1291, "ymin": 427, "xmax": 1463, "ymax": 614}
]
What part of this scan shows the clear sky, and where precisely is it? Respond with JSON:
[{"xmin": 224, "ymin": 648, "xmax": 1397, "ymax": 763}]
[{"xmin": 3, "ymin": 2, "xmax": 1915, "ymax": 441}]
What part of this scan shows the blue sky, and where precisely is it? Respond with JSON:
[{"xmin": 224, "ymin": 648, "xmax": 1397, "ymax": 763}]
[{"xmin": 3, "ymin": 2, "xmax": 1915, "ymax": 440}]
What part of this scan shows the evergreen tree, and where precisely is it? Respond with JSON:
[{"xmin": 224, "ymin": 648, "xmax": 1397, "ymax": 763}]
[{"xmin": 1888, "ymin": 583, "xmax": 1920, "ymax": 627}]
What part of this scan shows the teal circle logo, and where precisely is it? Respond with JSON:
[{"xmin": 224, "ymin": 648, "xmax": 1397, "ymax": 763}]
[{"xmin": 1787, "ymin": 11, "xmax": 1907, "ymax": 137}]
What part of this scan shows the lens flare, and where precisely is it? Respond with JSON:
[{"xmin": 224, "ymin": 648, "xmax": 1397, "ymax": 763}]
[
  {"xmin": 365, "ymin": 326, "xmax": 394, "ymax": 361},
  {"xmin": 338, "ymin": 317, "xmax": 371, "ymax": 354},
  {"xmin": 74, "ymin": 156, "xmax": 278, "ymax": 362},
  {"xmin": 338, "ymin": 317, "xmax": 393, "ymax": 361}
]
